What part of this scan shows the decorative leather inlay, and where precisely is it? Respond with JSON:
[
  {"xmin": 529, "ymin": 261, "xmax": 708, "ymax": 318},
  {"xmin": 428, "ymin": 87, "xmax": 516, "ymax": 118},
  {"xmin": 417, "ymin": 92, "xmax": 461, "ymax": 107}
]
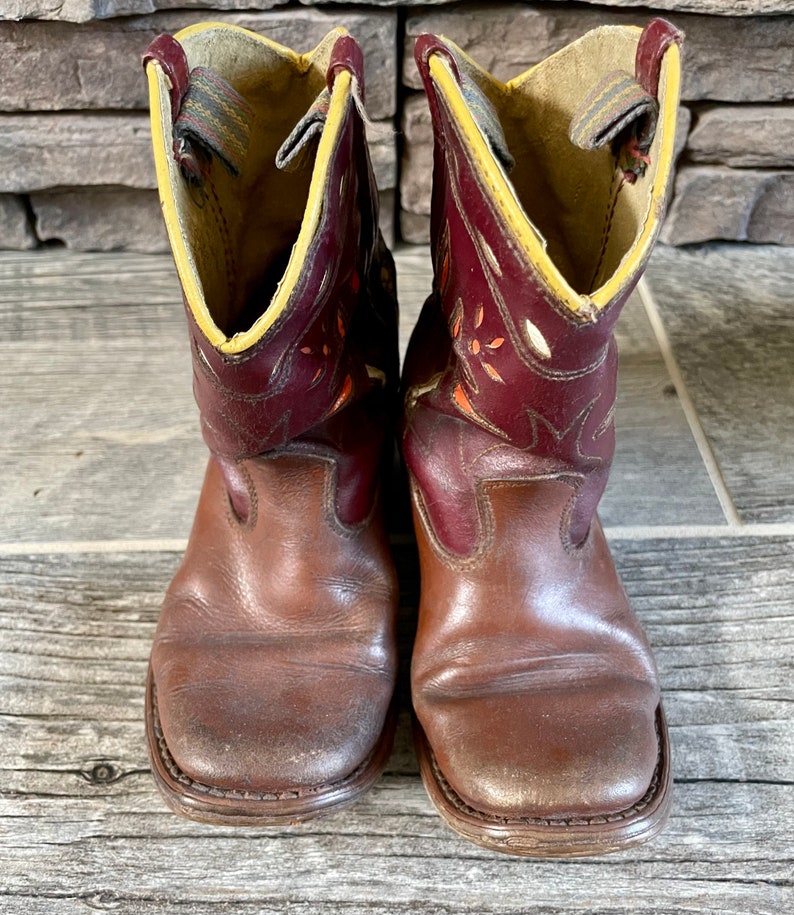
[{"xmin": 404, "ymin": 150, "xmax": 622, "ymax": 549}]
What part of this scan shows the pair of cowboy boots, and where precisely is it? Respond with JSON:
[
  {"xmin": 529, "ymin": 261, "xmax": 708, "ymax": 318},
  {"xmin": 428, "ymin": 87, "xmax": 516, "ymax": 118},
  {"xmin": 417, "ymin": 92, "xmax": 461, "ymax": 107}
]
[{"xmin": 143, "ymin": 17, "xmax": 682, "ymax": 857}]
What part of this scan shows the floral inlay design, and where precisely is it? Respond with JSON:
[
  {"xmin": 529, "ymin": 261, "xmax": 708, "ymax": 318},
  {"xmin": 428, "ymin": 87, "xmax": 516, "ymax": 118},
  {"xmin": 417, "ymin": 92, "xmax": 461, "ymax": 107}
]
[{"xmin": 449, "ymin": 298, "xmax": 506, "ymax": 384}]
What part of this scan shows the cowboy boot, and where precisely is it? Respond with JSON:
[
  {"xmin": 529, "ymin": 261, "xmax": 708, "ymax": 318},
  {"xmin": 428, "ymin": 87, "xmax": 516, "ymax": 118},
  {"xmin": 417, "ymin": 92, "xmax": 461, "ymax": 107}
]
[
  {"xmin": 143, "ymin": 24, "xmax": 399, "ymax": 824},
  {"xmin": 403, "ymin": 20, "xmax": 683, "ymax": 856}
]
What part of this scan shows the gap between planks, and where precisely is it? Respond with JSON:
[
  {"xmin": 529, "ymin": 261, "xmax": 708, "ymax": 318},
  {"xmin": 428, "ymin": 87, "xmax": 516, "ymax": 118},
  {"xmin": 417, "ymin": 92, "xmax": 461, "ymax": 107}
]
[
  {"xmin": 637, "ymin": 277, "xmax": 743, "ymax": 528},
  {"xmin": 1, "ymin": 523, "xmax": 794, "ymax": 555}
]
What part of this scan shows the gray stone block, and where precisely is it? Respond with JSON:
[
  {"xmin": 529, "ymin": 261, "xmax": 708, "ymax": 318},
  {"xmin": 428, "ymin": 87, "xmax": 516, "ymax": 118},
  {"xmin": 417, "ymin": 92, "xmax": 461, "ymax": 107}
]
[
  {"xmin": 0, "ymin": 195, "xmax": 37, "ymax": 250},
  {"xmin": 28, "ymin": 187, "xmax": 395, "ymax": 254},
  {"xmin": 366, "ymin": 121, "xmax": 398, "ymax": 192},
  {"xmin": 400, "ymin": 94, "xmax": 432, "ymax": 220},
  {"xmin": 0, "ymin": 114, "xmax": 156, "ymax": 193},
  {"xmin": 0, "ymin": 9, "xmax": 396, "ymax": 119},
  {"xmin": 661, "ymin": 165, "xmax": 794, "ymax": 245},
  {"xmin": 377, "ymin": 189, "xmax": 396, "ymax": 249},
  {"xmin": 687, "ymin": 105, "xmax": 794, "ymax": 168},
  {"xmin": 403, "ymin": 4, "xmax": 794, "ymax": 103},
  {"xmin": 2, "ymin": 2, "xmax": 288, "ymax": 22},
  {"xmin": 0, "ymin": 112, "xmax": 396, "ymax": 195},
  {"xmin": 30, "ymin": 187, "xmax": 170, "ymax": 253},
  {"xmin": 28, "ymin": 184, "xmax": 396, "ymax": 254},
  {"xmin": 328, "ymin": 0, "xmax": 794, "ymax": 10},
  {"xmin": 7, "ymin": 2, "xmax": 792, "ymax": 25}
]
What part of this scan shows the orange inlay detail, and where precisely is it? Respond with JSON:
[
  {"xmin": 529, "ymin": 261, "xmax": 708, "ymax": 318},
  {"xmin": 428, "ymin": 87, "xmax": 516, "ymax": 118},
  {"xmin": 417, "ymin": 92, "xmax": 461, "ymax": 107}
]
[
  {"xmin": 337, "ymin": 313, "xmax": 346, "ymax": 338},
  {"xmin": 487, "ymin": 337, "xmax": 504, "ymax": 349},
  {"xmin": 475, "ymin": 305, "xmax": 484, "ymax": 328},
  {"xmin": 301, "ymin": 346, "xmax": 313, "ymax": 355},
  {"xmin": 328, "ymin": 374, "xmax": 353, "ymax": 416},
  {"xmin": 470, "ymin": 339, "xmax": 481, "ymax": 355},
  {"xmin": 440, "ymin": 249, "xmax": 450, "ymax": 293},
  {"xmin": 453, "ymin": 382, "xmax": 474, "ymax": 416},
  {"xmin": 311, "ymin": 367, "xmax": 323, "ymax": 385},
  {"xmin": 323, "ymin": 344, "xmax": 330, "ymax": 356},
  {"xmin": 452, "ymin": 317, "xmax": 461, "ymax": 338},
  {"xmin": 483, "ymin": 363, "xmax": 504, "ymax": 383}
]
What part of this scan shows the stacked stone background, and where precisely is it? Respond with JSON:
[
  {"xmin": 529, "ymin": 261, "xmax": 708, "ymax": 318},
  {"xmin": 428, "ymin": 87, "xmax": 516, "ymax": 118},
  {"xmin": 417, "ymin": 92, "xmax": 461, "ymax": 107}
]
[
  {"xmin": 0, "ymin": 6, "xmax": 399, "ymax": 251},
  {"xmin": 1, "ymin": 0, "xmax": 793, "ymax": 251}
]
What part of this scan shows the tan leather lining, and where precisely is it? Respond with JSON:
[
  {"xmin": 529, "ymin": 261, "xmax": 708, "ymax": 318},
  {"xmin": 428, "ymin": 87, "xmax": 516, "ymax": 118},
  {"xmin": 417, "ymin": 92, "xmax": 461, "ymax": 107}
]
[
  {"xmin": 435, "ymin": 26, "xmax": 679, "ymax": 300},
  {"xmin": 149, "ymin": 25, "xmax": 343, "ymax": 341}
]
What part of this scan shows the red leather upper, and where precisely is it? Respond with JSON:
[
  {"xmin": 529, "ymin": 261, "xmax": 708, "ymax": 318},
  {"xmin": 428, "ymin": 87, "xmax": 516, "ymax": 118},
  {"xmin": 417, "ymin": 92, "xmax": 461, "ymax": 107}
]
[
  {"xmin": 403, "ymin": 36, "xmax": 639, "ymax": 553},
  {"xmin": 162, "ymin": 34, "xmax": 398, "ymax": 526}
]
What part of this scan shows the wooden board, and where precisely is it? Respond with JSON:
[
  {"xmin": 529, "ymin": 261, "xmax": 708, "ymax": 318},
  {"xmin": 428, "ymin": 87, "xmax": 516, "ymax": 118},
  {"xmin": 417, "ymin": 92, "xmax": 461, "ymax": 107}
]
[
  {"xmin": 0, "ymin": 538, "xmax": 792, "ymax": 913},
  {"xmin": 646, "ymin": 243, "xmax": 794, "ymax": 524},
  {"xmin": 0, "ymin": 249, "xmax": 723, "ymax": 543}
]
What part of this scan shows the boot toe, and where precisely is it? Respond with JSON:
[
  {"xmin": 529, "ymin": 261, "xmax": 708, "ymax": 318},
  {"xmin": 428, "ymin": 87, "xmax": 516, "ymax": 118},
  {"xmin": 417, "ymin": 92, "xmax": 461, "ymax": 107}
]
[
  {"xmin": 422, "ymin": 682, "xmax": 660, "ymax": 821},
  {"xmin": 152, "ymin": 646, "xmax": 393, "ymax": 795}
]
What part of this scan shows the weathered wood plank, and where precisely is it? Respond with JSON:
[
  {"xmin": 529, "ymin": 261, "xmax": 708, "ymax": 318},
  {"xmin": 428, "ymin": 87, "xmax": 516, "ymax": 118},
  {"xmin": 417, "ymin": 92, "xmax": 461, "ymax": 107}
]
[
  {"xmin": 0, "ymin": 249, "xmax": 721, "ymax": 542},
  {"xmin": 620, "ymin": 536, "xmax": 794, "ymax": 783},
  {"xmin": 0, "ymin": 534, "xmax": 792, "ymax": 910},
  {"xmin": 0, "ymin": 251, "xmax": 179, "ymax": 308},
  {"xmin": 0, "ymin": 331, "xmax": 206, "ymax": 543},
  {"xmin": 1, "ymin": 537, "xmax": 791, "ymax": 782},
  {"xmin": 646, "ymin": 243, "xmax": 794, "ymax": 524},
  {"xmin": 0, "ymin": 781, "xmax": 791, "ymax": 914}
]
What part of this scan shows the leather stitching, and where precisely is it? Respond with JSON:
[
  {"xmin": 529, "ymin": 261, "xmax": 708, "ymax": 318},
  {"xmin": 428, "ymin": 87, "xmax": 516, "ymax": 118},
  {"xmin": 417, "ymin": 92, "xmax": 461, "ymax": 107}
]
[
  {"xmin": 410, "ymin": 473, "xmax": 583, "ymax": 570},
  {"xmin": 206, "ymin": 178, "xmax": 237, "ymax": 306},
  {"xmin": 427, "ymin": 708, "xmax": 665, "ymax": 828},
  {"xmin": 150, "ymin": 682, "xmax": 376, "ymax": 803}
]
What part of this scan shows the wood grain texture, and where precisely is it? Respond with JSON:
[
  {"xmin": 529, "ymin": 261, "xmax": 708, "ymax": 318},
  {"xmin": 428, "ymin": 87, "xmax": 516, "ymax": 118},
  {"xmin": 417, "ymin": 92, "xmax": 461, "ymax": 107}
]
[
  {"xmin": 1, "ymin": 537, "xmax": 792, "ymax": 913},
  {"xmin": 646, "ymin": 243, "xmax": 794, "ymax": 524},
  {"xmin": 0, "ymin": 248, "xmax": 722, "ymax": 544}
]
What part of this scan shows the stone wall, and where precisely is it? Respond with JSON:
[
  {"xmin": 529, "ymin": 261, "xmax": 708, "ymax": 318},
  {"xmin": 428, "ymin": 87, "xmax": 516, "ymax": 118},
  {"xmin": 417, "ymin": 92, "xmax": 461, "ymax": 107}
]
[
  {"xmin": 2, "ymin": 0, "xmax": 793, "ymax": 251},
  {"xmin": 0, "ymin": 5, "xmax": 399, "ymax": 251},
  {"xmin": 401, "ymin": 2, "xmax": 794, "ymax": 246}
]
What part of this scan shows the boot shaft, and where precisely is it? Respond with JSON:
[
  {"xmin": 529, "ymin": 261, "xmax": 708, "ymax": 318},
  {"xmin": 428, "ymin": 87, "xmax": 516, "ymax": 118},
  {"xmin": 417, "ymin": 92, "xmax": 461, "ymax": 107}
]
[
  {"xmin": 145, "ymin": 26, "xmax": 397, "ymax": 461},
  {"xmin": 404, "ymin": 20, "xmax": 682, "ymax": 550}
]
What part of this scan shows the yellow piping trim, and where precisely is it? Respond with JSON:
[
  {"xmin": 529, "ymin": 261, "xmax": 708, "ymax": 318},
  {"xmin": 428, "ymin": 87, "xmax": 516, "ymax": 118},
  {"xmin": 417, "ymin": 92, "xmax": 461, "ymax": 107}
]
[
  {"xmin": 429, "ymin": 36, "xmax": 681, "ymax": 314},
  {"xmin": 147, "ymin": 61, "xmax": 208, "ymax": 337},
  {"xmin": 146, "ymin": 23, "xmax": 349, "ymax": 354}
]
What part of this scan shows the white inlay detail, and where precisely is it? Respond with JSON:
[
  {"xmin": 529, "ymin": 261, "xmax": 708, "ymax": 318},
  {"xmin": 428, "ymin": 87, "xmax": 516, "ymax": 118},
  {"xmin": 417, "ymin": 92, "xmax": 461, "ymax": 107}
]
[
  {"xmin": 523, "ymin": 317, "xmax": 551, "ymax": 359},
  {"xmin": 476, "ymin": 231, "xmax": 503, "ymax": 276}
]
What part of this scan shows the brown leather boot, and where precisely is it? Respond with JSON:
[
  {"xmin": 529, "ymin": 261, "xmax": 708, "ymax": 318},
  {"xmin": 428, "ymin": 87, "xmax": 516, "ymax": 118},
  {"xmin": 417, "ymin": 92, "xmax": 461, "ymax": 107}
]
[
  {"xmin": 143, "ymin": 25, "xmax": 399, "ymax": 824},
  {"xmin": 403, "ymin": 20, "xmax": 683, "ymax": 856}
]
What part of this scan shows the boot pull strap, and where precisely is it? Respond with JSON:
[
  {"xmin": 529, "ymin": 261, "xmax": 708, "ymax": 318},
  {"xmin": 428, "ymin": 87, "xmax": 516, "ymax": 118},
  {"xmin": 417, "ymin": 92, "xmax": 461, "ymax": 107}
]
[
  {"xmin": 277, "ymin": 34, "xmax": 369, "ymax": 173},
  {"xmin": 636, "ymin": 18, "xmax": 684, "ymax": 98},
  {"xmin": 568, "ymin": 18, "xmax": 683, "ymax": 183},
  {"xmin": 568, "ymin": 70, "xmax": 658, "ymax": 180},
  {"xmin": 275, "ymin": 87, "xmax": 331, "ymax": 171},
  {"xmin": 143, "ymin": 33, "xmax": 189, "ymax": 122},
  {"xmin": 414, "ymin": 35, "xmax": 514, "ymax": 173},
  {"xmin": 143, "ymin": 33, "xmax": 253, "ymax": 188},
  {"xmin": 172, "ymin": 67, "xmax": 253, "ymax": 185}
]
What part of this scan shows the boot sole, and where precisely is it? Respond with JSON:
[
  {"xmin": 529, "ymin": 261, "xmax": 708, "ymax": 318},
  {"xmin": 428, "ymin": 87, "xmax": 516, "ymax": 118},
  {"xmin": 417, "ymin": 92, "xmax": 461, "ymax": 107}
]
[
  {"xmin": 145, "ymin": 668, "xmax": 396, "ymax": 826},
  {"xmin": 414, "ymin": 704, "xmax": 672, "ymax": 857}
]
